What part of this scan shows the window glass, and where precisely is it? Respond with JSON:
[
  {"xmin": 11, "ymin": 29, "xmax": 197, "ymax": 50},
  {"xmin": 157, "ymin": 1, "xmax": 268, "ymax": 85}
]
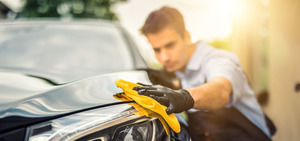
[{"xmin": 0, "ymin": 24, "xmax": 134, "ymax": 77}]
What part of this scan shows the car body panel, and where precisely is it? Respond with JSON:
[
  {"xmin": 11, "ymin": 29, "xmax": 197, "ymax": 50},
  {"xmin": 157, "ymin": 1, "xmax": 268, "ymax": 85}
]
[
  {"xmin": 0, "ymin": 71, "xmax": 151, "ymax": 133},
  {"xmin": 0, "ymin": 20, "xmax": 189, "ymax": 141}
]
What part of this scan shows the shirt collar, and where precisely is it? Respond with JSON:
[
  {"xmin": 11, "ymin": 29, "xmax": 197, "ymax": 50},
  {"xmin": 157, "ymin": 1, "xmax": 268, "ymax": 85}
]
[
  {"xmin": 175, "ymin": 41, "xmax": 206, "ymax": 78},
  {"xmin": 186, "ymin": 41, "xmax": 204, "ymax": 71}
]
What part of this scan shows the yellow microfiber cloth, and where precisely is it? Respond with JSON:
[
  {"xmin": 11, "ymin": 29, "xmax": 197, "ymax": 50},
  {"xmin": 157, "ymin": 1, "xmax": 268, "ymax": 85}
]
[
  {"xmin": 113, "ymin": 92, "xmax": 171, "ymax": 135},
  {"xmin": 113, "ymin": 79, "xmax": 181, "ymax": 134}
]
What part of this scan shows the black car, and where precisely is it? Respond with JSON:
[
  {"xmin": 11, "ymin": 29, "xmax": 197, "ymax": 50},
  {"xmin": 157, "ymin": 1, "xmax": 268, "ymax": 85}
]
[{"xmin": 0, "ymin": 20, "xmax": 189, "ymax": 141}]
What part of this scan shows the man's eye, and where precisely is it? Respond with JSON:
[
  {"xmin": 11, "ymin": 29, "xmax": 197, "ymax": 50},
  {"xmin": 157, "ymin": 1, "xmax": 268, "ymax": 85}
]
[
  {"xmin": 165, "ymin": 45, "xmax": 174, "ymax": 49},
  {"xmin": 154, "ymin": 49, "xmax": 160, "ymax": 53},
  {"xmin": 165, "ymin": 41, "xmax": 175, "ymax": 49}
]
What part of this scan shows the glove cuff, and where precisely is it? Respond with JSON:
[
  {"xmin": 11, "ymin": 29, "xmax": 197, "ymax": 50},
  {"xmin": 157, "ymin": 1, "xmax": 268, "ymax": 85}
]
[{"xmin": 181, "ymin": 89, "xmax": 194, "ymax": 110}]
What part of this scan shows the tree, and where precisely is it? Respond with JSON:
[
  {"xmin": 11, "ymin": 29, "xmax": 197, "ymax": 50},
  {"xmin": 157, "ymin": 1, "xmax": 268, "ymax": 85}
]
[{"xmin": 20, "ymin": 0, "xmax": 126, "ymax": 20}]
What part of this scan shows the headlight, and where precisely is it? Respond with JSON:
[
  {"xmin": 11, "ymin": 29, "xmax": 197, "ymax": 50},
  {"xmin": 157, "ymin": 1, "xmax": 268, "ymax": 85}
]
[{"xmin": 26, "ymin": 104, "xmax": 163, "ymax": 141}]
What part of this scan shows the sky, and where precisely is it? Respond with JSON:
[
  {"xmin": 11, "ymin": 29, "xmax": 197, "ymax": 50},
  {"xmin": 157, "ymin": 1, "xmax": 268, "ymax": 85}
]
[{"xmin": 0, "ymin": 0, "xmax": 24, "ymax": 12}]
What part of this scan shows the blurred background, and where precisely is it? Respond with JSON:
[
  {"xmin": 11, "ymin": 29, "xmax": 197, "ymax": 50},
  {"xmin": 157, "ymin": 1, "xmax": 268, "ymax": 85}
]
[{"xmin": 0, "ymin": 0, "xmax": 299, "ymax": 140}]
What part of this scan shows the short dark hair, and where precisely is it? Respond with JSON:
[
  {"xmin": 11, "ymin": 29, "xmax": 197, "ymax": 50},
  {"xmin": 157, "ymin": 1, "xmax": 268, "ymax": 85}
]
[{"xmin": 140, "ymin": 6, "xmax": 186, "ymax": 38}]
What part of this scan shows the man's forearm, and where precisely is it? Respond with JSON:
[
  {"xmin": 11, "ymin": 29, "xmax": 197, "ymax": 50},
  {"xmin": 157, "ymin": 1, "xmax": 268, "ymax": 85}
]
[{"xmin": 187, "ymin": 77, "xmax": 232, "ymax": 110}]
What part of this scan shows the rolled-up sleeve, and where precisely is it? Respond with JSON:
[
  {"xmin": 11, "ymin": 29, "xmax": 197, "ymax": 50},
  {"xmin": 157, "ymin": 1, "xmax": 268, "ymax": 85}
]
[{"xmin": 202, "ymin": 54, "xmax": 252, "ymax": 107}]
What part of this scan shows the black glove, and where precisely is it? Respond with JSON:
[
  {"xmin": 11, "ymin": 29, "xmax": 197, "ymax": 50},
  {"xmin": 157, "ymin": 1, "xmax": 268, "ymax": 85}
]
[{"xmin": 133, "ymin": 84, "xmax": 194, "ymax": 114}]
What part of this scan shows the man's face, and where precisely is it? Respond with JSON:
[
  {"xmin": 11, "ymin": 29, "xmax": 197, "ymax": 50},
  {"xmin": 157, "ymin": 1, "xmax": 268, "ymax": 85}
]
[{"xmin": 146, "ymin": 27, "xmax": 191, "ymax": 72}]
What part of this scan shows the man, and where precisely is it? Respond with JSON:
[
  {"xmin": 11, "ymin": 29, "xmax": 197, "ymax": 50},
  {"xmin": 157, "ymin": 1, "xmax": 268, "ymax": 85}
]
[{"xmin": 133, "ymin": 6, "xmax": 275, "ymax": 140}]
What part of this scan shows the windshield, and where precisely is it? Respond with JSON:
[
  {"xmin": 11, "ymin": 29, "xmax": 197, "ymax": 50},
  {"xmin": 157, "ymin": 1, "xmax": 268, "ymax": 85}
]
[{"xmin": 0, "ymin": 23, "xmax": 134, "ymax": 81}]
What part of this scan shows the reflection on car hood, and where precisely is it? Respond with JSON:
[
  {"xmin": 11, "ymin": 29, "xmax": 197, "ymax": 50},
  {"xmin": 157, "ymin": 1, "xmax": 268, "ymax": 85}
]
[
  {"xmin": 0, "ymin": 70, "xmax": 151, "ymax": 133},
  {"xmin": 0, "ymin": 70, "xmax": 150, "ymax": 119},
  {"xmin": 0, "ymin": 67, "xmax": 114, "ymax": 85},
  {"xmin": 0, "ymin": 71, "xmax": 57, "ymax": 107}
]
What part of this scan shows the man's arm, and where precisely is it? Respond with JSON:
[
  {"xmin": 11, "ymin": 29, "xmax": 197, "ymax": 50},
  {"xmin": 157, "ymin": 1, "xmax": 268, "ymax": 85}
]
[
  {"xmin": 187, "ymin": 77, "xmax": 232, "ymax": 110},
  {"xmin": 133, "ymin": 76, "xmax": 232, "ymax": 114}
]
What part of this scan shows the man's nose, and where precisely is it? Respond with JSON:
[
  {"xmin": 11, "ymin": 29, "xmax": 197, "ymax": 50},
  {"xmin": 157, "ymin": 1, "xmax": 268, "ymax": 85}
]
[{"xmin": 160, "ymin": 49, "xmax": 169, "ymax": 63}]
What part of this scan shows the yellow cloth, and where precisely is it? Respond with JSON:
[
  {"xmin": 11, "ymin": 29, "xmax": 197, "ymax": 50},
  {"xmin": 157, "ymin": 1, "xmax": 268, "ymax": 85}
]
[
  {"xmin": 113, "ymin": 79, "xmax": 181, "ymax": 134},
  {"xmin": 113, "ymin": 92, "xmax": 171, "ymax": 135}
]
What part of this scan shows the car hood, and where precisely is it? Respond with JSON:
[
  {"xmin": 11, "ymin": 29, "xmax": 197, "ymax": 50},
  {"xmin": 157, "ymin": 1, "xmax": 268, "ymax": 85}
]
[{"xmin": 0, "ymin": 70, "xmax": 151, "ymax": 133}]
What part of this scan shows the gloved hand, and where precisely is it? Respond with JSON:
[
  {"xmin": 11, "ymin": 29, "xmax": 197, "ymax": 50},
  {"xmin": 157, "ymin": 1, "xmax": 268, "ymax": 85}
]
[{"xmin": 133, "ymin": 84, "xmax": 194, "ymax": 114}]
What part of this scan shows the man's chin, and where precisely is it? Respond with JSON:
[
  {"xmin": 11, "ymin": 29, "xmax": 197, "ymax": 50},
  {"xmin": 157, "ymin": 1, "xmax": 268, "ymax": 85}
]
[
  {"xmin": 165, "ymin": 65, "xmax": 186, "ymax": 73},
  {"xmin": 164, "ymin": 66, "xmax": 177, "ymax": 73}
]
